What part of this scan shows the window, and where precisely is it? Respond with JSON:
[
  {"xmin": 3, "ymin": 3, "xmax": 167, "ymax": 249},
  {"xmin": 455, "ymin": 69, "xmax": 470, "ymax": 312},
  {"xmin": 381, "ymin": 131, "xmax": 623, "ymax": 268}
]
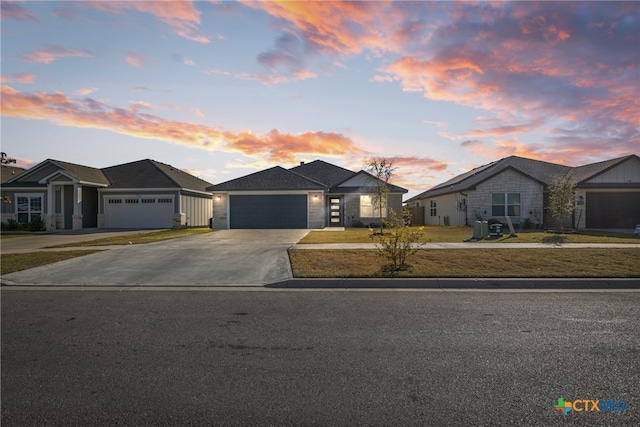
[
  {"xmin": 158, "ymin": 198, "xmax": 173, "ymax": 204},
  {"xmin": 492, "ymin": 193, "xmax": 521, "ymax": 216},
  {"xmin": 360, "ymin": 195, "xmax": 387, "ymax": 217},
  {"xmin": 430, "ymin": 200, "xmax": 437, "ymax": 217},
  {"xmin": 125, "ymin": 199, "xmax": 139, "ymax": 204},
  {"xmin": 108, "ymin": 199, "xmax": 122, "ymax": 204},
  {"xmin": 16, "ymin": 194, "xmax": 43, "ymax": 223},
  {"xmin": 141, "ymin": 198, "xmax": 155, "ymax": 204}
]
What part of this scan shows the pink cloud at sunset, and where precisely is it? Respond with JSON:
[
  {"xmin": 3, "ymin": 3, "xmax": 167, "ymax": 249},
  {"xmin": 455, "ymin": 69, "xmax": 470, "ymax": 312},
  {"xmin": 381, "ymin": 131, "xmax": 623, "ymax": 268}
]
[
  {"xmin": 0, "ymin": 85, "xmax": 362, "ymax": 165},
  {"xmin": 125, "ymin": 52, "xmax": 147, "ymax": 69},
  {"xmin": 0, "ymin": 73, "xmax": 35, "ymax": 84},
  {"xmin": 80, "ymin": 0, "xmax": 209, "ymax": 43},
  {"xmin": 21, "ymin": 46, "xmax": 95, "ymax": 64},
  {"xmin": 251, "ymin": 1, "xmax": 637, "ymax": 166},
  {"xmin": 0, "ymin": 1, "xmax": 38, "ymax": 22}
]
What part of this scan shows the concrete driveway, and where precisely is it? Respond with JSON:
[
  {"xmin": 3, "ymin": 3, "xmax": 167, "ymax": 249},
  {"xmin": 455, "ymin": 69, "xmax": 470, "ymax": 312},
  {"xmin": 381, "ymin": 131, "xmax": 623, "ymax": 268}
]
[{"xmin": 2, "ymin": 230, "xmax": 310, "ymax": 286}]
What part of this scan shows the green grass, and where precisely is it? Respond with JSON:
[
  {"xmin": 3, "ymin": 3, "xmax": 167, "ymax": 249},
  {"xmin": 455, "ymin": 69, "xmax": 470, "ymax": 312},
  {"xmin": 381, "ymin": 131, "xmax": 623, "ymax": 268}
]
[
  {"xmin": 298, "ymin": 226, "xmax": 640, "ymax": 244},
  {"xmin": 289, "ymin": 248, "xmax": 640, "ymax": 278},
  {"xmin": 46, "ymin": 227, "xmax": 213, "ymax": 248},
  {"xmin": 1, "ymin": 250, "xmax": 102, "ymax": 275}
]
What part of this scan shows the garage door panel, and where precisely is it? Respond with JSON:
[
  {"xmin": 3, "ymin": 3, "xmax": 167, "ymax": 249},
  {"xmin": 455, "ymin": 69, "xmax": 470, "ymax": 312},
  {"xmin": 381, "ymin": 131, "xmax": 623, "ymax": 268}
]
[
  {"xmin": 105, "ymin": 197, "xmax": 173, "ymax": 229},
  {"xmin": 586, "ymin": 192, "xmax": 640, "ymax": 229},
  {"xmin": 230, "ymin": 195, "xmax": 307, "ymax": 229}
]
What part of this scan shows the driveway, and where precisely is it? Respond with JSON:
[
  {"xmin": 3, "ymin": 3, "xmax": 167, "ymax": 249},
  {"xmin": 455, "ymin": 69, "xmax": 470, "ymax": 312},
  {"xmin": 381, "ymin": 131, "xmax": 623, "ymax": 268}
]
[{"xmin": 2, "ymin": 230, "xmax": 310, "ymax": 286}]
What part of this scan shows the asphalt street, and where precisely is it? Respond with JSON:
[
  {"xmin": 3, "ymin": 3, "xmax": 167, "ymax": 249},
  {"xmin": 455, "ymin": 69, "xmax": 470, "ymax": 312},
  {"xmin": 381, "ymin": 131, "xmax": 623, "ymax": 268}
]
[{"xmin": 2, "ymin": 289, "xmax": 638, "ymax": 426}]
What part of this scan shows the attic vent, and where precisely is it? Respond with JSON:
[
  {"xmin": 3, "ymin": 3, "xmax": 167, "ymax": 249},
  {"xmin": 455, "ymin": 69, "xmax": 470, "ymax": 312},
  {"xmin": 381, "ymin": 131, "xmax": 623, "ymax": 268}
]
[{"xmin": 300, "ymin": 161, "xmax": 305, "ymax": 165}]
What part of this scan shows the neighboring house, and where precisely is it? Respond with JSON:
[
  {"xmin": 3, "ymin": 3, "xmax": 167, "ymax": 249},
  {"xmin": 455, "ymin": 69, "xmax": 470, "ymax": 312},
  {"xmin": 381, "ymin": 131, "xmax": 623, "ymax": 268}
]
[
  {"xmin": 405, "ymin": 155, "xmax": 640, "ymax": 230},
  {"xmin": 207, "ymin": 160, "xmax": 408, "ymax": 229},
  {"xmin": 1, "ymin": 165, "xmax": 26, "ymax": 184},
  {"xmin": 1, "ymin": 159, "xmax": 213, "ymax": 230}
]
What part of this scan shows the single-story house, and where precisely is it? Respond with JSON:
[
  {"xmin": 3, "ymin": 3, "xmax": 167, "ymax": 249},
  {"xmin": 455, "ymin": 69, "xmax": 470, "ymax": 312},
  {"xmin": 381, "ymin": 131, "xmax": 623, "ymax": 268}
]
[
  {"xmin": 405, "ymin": 154, "xmax": 640, "ymax": 230},
  {"xmin": 1, "ymin": 159, "xmax": 213, "ymax": 230},
  {"xmin": 207, "ymin": 160, "xmax": 408, "ymax": 229}
]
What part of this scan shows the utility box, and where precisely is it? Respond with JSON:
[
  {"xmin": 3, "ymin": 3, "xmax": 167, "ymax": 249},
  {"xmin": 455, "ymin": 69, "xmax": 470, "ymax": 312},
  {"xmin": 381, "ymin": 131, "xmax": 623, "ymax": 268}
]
[
  {"xmin": 481, "ymin": 221, "xmax": 489, "ymax": 238},
  {"xmin": 473, "ymin": 221, "xmax": 490, "ymax": 239},
  {"xmin": 490, "ymin": 223, "xmax": 503, "ymax": 237}
]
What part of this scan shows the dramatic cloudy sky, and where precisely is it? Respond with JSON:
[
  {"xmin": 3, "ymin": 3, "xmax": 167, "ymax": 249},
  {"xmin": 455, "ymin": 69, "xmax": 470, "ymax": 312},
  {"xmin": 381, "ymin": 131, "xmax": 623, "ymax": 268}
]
[{"xmin": 1, "ymin": 1, "xmax": 638, "ymax": 196}]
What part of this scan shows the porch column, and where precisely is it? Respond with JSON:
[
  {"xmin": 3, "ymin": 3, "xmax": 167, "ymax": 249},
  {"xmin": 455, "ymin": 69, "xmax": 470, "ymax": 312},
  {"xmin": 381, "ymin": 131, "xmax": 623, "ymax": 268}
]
[
  {"xmin": 46, "ymin": 185, "xmax": 56, "ymax": 231},
  {"xmin": 72, "ymin": 184, "xmax": 83, "ymax": 230}
]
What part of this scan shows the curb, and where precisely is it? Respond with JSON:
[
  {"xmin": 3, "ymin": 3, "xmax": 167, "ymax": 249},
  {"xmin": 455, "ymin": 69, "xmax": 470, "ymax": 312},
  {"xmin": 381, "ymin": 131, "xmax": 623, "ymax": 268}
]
[{"xmin": 267, "ymin": 278, "xmax": 640, "ymax": 289}]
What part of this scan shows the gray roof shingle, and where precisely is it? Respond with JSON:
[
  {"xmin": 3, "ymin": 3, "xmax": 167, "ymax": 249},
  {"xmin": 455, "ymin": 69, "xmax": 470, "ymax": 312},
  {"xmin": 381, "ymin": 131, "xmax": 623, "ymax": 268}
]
[
  {"xmin": 289, "ymin": 160, "xmax": 356, "ymax": 187},
  {"xmin": 51, "ymin": 160, "xmax": 110, "ymax": 185},
  {"xmin": 406, "ymin": 154, "xmax": 639, "ymax": 202},
  {"xmin": 207, "ymin": 166, "xmax": 327, "ymax": 191},
  {"xmin": 101, "ymin": 159, "xmax": 212, "ymax": 191},
  {"xmin": 1, "ymin": 165, "xmax": 25, "ymax": 183}
]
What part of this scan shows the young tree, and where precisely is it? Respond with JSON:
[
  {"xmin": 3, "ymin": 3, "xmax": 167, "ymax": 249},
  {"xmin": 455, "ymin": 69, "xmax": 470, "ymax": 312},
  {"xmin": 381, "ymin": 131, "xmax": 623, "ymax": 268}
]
[
  {"xmin": 372, "ymin": 208, "xmax": 424, "ymax": 273},
  {"xmin": 364, "ymin": 158, "xmax": 397, "ymax": 235},
  {"xmin": 548, "ymin": 174, "xmax": 575, "ymax": 232}
]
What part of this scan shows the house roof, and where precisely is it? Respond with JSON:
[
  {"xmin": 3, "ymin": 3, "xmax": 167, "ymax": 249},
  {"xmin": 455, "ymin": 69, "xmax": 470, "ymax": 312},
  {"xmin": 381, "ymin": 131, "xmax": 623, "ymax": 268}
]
[
  {"xmin": 405, "ymin": 154, "xmax": 639, "ymax": 202},
  {"xmin": 1, "ymin": 165, "xmax": 25, "ymax": 183},
  {"xmin": 4, "ymin": 158, "xmax": 212, "ymax": 192},
  {"xmin": 208, "ymin": 159, "xmax": 410, "ymax": 193},
  {"xmin": 101, "ymin": 159, "xmax": 212, "ymax": 191},
  {"xmin": 289, "ymin": 160, "xmax": 356, "ymax": 187},
  {"xmin": 4, "ymin": 159, "xmax": 110, "ymax": 187},
  {"xmin": 51, "ymin": 159, "xmax": 111, "ymax": 185},
  {"xmin": 207, "ymin": 166, "xmax": 328, "ymax": 191}
]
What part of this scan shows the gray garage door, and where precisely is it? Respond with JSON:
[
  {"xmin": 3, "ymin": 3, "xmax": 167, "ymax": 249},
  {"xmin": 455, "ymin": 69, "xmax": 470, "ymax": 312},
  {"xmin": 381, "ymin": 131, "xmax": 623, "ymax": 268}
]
[
  {"xmin": 230, "ymin": 195, "xmax": 307, "ymax": 229},
  {"xmin": 586, "ymin": 192, "xmax": 640, "ymax": 229}
]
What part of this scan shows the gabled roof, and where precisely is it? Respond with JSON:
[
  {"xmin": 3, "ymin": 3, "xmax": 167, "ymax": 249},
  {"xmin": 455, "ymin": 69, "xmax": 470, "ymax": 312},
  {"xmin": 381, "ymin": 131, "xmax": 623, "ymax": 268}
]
[
  {"xmin": 571, "ymin": 155, "xmax": 639, "ymax": 185},
  {"xmin": 101, "ymin": 159, "xmax": 212, "ymax": 191},
  {"xmin": 333, "ymin": 170, "xmax": 408, "ymax": 193},
  {"xmin": 206, "ymin": 166, "xmax": 327, "ymax": 191},
  {"xmin": 289, "ymin": 160, "xmax": 356, "ymax": 187},
  {"xmin": 5, "ymin": 159, "xmax": 110, "ymax": 186},
  {"xmin": 51, "ymin": 159, "xmax": 110, "ymax": 185},
  {"xmin": 405, "ymin": 155, "xmax": 640, "ymax": 203},
  {"xmin": 1, "ymin": 165, "xmax": 25, "ymax": 183}
]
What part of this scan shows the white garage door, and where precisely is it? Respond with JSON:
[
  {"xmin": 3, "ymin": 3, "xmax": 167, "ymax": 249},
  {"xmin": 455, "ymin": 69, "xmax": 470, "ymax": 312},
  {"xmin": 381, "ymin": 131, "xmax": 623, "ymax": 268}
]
[{"xmin": 104, "ymin": 196, "xmax": 174, "ymax": 229}]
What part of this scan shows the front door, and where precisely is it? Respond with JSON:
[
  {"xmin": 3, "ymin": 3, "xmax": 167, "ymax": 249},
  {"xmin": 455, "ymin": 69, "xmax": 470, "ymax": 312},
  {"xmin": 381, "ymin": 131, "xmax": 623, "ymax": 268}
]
[{"xmin": 328, "ymin": 196, "xmax": 343, "ymax": 227}]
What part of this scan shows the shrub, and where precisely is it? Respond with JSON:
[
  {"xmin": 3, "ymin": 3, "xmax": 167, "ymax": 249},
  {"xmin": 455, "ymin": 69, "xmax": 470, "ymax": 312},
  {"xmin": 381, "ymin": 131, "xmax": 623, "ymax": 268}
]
[
  {"xmin": 351, "ymin": 220, "xmax": 366, "ymax": 228},
  {"xmin": 371, "ymin": 208, "xmax": 424, "ymax": 273},
  {"xmin": 2, "ymin": 219, "xmax": 20, "ymax": 230},
  {"xmin": 27, "ymin": 217, "xmax": 46, "ymax": 231}
]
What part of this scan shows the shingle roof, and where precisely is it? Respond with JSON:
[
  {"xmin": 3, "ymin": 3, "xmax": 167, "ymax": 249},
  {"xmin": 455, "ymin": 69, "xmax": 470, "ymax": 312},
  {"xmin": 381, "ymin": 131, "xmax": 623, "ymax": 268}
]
[
  {"xmin": 101, "ymin": 159, "xmax": 212, "ymax": 191},
  {"xmin": 207, "ymin": 166, "xmax": 328, "ymax": 191},
  {"xmin": 289, "ymin": 160, "xmax": 356, "ymax": 187},
  {"xmin": 1, "ymin": 165, "xmax": 25, "ymax": 183},
  {"xmin": 51, "ymin": 160, "xmax": 110, "ymax": 185},
  {"xmin": 571, "ymin": 155, "xmax": 638, "ymax": 185},
  {"xmin": 405, "ymin": 155, "xmax": 638, "ymax": 203}
]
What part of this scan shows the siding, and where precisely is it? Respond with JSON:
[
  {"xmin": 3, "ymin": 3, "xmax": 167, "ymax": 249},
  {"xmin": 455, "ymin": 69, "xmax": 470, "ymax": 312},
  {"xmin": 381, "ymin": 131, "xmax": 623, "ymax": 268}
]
[
  {"xmin": 469, "ymin": 169, "xmax": 544, "ymax": 227},
  {"xmin": 180, "ymin": 194, "xmax": 213, "ymax": 227}
]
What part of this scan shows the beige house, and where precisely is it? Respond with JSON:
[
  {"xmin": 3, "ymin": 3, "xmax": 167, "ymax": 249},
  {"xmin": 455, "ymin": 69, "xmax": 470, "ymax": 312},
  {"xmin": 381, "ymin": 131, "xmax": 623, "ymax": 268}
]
[
  {"xmin": 207, "ymin": 160, "xmax": 407, "ymax": 229},
  {"xmin": 405, "ymin": 155, "xmax": 640, "ymax": 230},
  {"xmin": 1, "ymin": 159, "xmax": 213, "ymax": 230}
]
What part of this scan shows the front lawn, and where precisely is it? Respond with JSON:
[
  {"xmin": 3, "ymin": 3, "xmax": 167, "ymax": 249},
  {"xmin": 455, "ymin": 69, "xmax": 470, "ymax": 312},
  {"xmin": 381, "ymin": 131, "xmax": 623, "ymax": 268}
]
[
  {"xmin": 298, "ymin": 226, "xmax": 640, "ymax": 244},
  {"xmin": 1, "ymin": 250, "xmax": 102, "ymax": 275},
  {"xmin": 289, "ymin": 248, "xmax": 640, "ymax": 278},
  {"xmin": 46, "ymin": 227, "xmax": 213, "ymax": 248}
]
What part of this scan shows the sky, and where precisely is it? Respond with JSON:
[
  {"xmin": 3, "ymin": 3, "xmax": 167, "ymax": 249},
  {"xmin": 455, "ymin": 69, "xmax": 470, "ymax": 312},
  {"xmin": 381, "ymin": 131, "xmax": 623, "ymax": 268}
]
[{"xmin": 1, "ymin": 0, "xmax": 638, "ymax": 198}]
